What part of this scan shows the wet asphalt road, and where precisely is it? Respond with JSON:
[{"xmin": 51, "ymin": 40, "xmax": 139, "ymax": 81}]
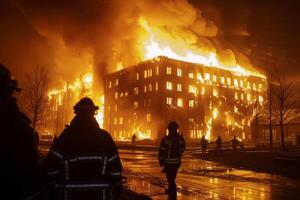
[{"xmin": 120, "ymin": 149, "xmax": 300, "ymax": 200}]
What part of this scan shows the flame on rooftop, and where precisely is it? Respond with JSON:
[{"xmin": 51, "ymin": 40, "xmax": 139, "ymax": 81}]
[{"xmin": 139, "ymin": 17, "xmax": 265, "ymax": 79}]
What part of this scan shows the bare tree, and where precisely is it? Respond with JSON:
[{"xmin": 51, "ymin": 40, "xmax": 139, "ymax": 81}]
[
  {"xmin": 21, "ymin": 66, "xmax": 49, "ymax": 132},
  {"xmin": 272, "ymin": 69, "xmax": 298, "ymax": 151},
  {"xmin": 268, "ymin": 74, "xmax": 273, "ymax": 152}
]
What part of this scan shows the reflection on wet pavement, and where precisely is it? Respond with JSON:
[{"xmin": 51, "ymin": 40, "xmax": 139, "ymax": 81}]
[{"xmin": 120, "ymin": 149, "xmax": 300, "ymax": 200}]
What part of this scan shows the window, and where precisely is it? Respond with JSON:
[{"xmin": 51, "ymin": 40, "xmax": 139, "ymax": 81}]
[
  {"xmin": 144, "ymin": 70, "xmax": 147, "ymax": 78},
  {"xmin": 108, "ymin": 81, "xmax": 112, "ymax": 88},
  {"xmin": 220, "ymin": 76, "xmax": 225, "ymax": 84},
  {"xmin": 234, "ymin": 79, "xmax": 239, "ymax": 88},
  {"xmin": 155, "ymin": 82, "xmax": 158, "ymax": 91},
  {"xmin": 166, "ymin": 97, "xmax": 172, "ymax": 105},
  {"xmin": 258, "ymin": 83, "xmax": 262, "ymax": 90},
  {"xmin": 234, "ymin": 106, "xmax": 238, "ymax": 113},
  {"xmin": 212, "ymin": 75, "xmax": 217, "ymax": 82},
  {"xmin": 144, "ymin": 85, "xmax": 147, "ymax": 93},
  {"xmin": 259, "ymin": 96, "xmax": 264, "ymax": 104},
  {"xmin": 156, "ymin": 66, "xmax": 159, "ymax": 75},
  {"xmin": 205, "ymin": 73, "xmax": 210, "ymax": 80},
  {"xmin": 189, "ymin": 118, "xmax": 194, "ymax": 123},
  {"xmin": 240, "ymin": 80, "xmax": 244, "ymax": 87},
  {"xmin": 125, "ymin": 92, "xmax": 128, "ymax": 97},
  {"xmin": 148, "ymin": 84, "xmax": 152, "ymax": 92},
  {"xmin": 213, "ymin": 88, "xmax": 218, "ymax": 97},
  {"xmin": 115, "ymin": 79, "xmax": 119, "ymax": 86},
  {"xmin": 201, "ymin": 87, "xmax": 205, "ymax": 95},
  {"xmin": 241, "ymin": 93, "xmax": 244, "ymax": 100},
  {"xmin": 197, "ymin": 73, "xmax": 204, "ymax": 82},
  {"xmin": 188, "ymin": 85, "xmax": 196, "ymax": 93},
  {"xmin": 177, "ymin": 68, "xmax": 182, "ymax": 76},
  {"xmin": 166, "ymin": 67, "xmax": 172, "ymax": 75},
  {"xmin": 235, "ymin": 92, "xmax": 238, "ymax": 100},
  {"xmin": 177, "ymin": 84, "xmax": 182, "ymax": 92},
  {"xmin": 166, "ymin": 81, "xmax": 173, "ymax": 90},
  {"xmin": 132, "ymin": 101, "xmax": 138, "ymax": 109},
  {"xmin": 134, "ymin": 87, "xmax": 139, "ymax": 94},
  {"xmin": 147, "ymin": 129, "xmax": 151, "ymax": 137},
  {"xmin": 189, "ymin": 73, "xmax": 194, "ymax": 79},
  {"xmin": 146, "ymin": 113, "xmax": 151, "ymax": 122},
  {"xmin": 253, "ymin": 83, "xmax": 257, "ymax": 90},
  {"xmin": 114, "ymin": 117, "xmax": 117, "ymax": 125},
  {"xmin": 247, "ymin": 93, "xmax": 251, "ymax": 101},
  {"xmin": 120, "ymin": 92, "xmax": 123, "ymax": 97},
  {"xmin": 148, "ymin": 69, "xmax": 152, "ymax": 77},
  {"xmin": 227, "ymin": 78, "xmax": 231, "ymax": 85},
  {"xmin": 136, "ymin": 73, "xmax": 139, "ymax": 80},
  {"xmin": 115, "ymin": 92, "xmax": 118, "ymax": 99},
  {"xmin": 189, "ymin": 100, "xmax": 194, "ymax": 107},
  {"xmin": 119, "ymin": 117, "xmax": 123, "ymax": 125},
  {"xmin": 247, "ymin": 82, "xmax": 251, "ymax": 89},
  {"xmin": 177, "ymin": 98, "xmax": 183, "ymax": 107}
]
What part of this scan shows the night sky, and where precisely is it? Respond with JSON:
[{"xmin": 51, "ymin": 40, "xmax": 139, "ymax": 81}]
[{"xmin": 192, "ymin": 0, "xmax": 300, "ymax": 79}]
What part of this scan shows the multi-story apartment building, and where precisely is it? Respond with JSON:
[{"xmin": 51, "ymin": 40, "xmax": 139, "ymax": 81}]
[{"xmin": 104, "ymin": 56, "xmax": 267, "ymax": 143}]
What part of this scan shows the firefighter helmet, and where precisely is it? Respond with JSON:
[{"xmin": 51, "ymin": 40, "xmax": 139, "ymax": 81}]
[
  {"xmin": 73, "ymin": 97, "xmax": 99, "ymax": 115},
  {"xmin": 168, "ymin": 121, "xmax": 179, "ymax": 131},
  {"xmin": 0, "ymin": 64, "xmax": 21, "ymax": 96}
]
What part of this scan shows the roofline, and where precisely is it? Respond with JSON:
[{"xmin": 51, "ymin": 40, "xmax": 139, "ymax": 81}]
[{"xmin": 105, "ymin": 56, "xmax": 266, "ymax": 79}]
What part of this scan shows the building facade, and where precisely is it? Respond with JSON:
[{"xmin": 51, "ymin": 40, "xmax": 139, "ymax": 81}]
[{"xmin": 104, "ymin": 57, "xmax": 267, "ymax": 142}]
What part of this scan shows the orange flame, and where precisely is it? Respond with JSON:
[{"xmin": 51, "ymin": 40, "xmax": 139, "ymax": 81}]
[{"xmin": 139, "ymin": 17, "xmax": 265, "ymax": 79}]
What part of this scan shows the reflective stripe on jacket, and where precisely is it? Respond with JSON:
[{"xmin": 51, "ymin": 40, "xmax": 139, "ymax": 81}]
[
  {"xmin": 44, "ymin": 116, "xmax": 122, "ymax": 200},
  {"xmin": 158, "ymin": 133, "xmax": 185, "ymax": 165}
]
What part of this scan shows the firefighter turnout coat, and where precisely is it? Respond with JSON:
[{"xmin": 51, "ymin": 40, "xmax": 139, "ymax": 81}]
[
  {"xmin": 0, "ymin": 98, "xmax": 42, "ymax": 199},
  {"xmin": 44, "ymin": 114, "xmax": 122, "ymax": 200},
  {"xmin": 158, "ymin": 133, "xmax": 185, "ymax": 165}
]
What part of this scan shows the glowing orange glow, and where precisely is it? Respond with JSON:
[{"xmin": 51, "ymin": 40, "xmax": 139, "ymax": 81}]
[
  {"xmin": 82, "ymin": 73, "xmax": 93, "ymax": 87},
  {"xmin": 46, "ymin": 15, "xmax": 266, "ymax": 141},
  {"xmin": 212, "ymin": 108, "xmax": 219, "ymax": 120},
  {"xmin": 116, "ymin": 62, "xmax": 124, "ymax": 71},
  {"xmin": 137, "ymin": 130, "xmax": 151, "ymax": 140},
  {"xmin": 95, "ymin": 95, "xmax": 104, "ymax": 128},
  {"xmin": 139, "ymin": 17, "xmax": 266, "ymax": 79},
  {"xmin": 48, "ymin": 72, "xmax": 104, "ymax": 129}
]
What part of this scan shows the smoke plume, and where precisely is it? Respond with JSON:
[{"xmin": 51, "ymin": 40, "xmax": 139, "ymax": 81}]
[{"xmin": 0, "ymin": 0, "xmax": 259, "ymax": 91}]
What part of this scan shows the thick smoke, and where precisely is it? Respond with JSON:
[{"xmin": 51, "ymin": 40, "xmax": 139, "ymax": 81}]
[{"xmin": 0, "ymin": 0, "xmax": 258, "ymax": 91}]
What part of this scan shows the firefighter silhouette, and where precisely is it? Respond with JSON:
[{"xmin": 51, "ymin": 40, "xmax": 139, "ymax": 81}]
[
  {"xmin": 215, "ymin": 136, "xmax": 222, "ymax": 152},
  {"xmin": 44, "ymin": 97, "xmax": 122, "ymax": 200},
  {"xmin": 0, "ymin": 64, "xmax": 42, "ymax": 199},
  {"xmin": 200, "ymin": 135, "xmax": 208, "ymax": 154},
  {"xmin": 158, "ymin": 121, "xmax": 185, "ymax": 197},
  {"xmin": 231, "ymin": 136, "xmax": 239, "ymax": 152}
]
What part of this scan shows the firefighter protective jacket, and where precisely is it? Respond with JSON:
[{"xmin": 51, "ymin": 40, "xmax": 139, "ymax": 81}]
[
  {"xmin": 0, "ymin": 98, "xmax": 41, "ymax": 199},
  {"xmin": 158, "ymin": 133, "xmax": 185, "ymax": 165},
  {"xmin": 44, "ymin": 114, "xmax": 122, "ymax": 200}
]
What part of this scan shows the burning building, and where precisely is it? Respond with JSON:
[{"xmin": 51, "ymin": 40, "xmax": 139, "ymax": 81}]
[
  {"xmin": 47, "ymin": 73, "xmax": 104, "ymax": 135},
  {"xmin": 104, "ymin": 56, "xmax": 267, "ymax": 142}
]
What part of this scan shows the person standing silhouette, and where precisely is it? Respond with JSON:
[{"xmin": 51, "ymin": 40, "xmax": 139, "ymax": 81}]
[
  {"xmin": 44, "ymin": 97, "xmax": 122, "ymax": 200},
  {"xmin": 200, "ymin": 135, "xmax": 208, "ymax": 154},
  {"xmin": 0, "ymin": 64, "xmax": 42, "ymax": 199},
  {"xmin": 215, "ymin": 136, "xmax": 222, "ymax": 153},
  {"xmin": 158, "ymin": 121, "xmax": 185, "ymax": 197}
]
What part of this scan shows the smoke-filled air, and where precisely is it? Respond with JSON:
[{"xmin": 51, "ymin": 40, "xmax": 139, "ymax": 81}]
[{"xmin": 0, "ymin": 0, "xmax": 264, "ymax": 91}]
